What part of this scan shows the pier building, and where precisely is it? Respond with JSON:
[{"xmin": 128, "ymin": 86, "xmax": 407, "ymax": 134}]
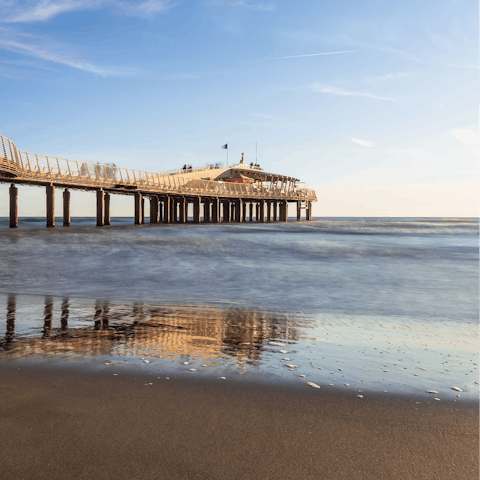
[{"xmin": 1, "ymin": 135, "xmax": 316, "ymax": 228}]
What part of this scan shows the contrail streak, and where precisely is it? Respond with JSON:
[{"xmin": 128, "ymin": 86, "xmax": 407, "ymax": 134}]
[{"xmin": 275, "ymin": 50, "xmax": 355, "ymax": 59}]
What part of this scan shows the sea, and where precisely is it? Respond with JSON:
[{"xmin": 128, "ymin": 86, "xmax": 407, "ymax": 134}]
[{"xmin": 0, "ymin": 216, "xmax": 478, "ymax": 402}]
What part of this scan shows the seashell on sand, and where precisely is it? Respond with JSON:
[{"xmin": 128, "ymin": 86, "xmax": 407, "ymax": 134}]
[
  {"xmin": 451, "ymin": 387, "xmax": 462, "ymax": 392},
  {"xmin": 307, "ymin": 382, "xmax": 321, "ymax": 389}
]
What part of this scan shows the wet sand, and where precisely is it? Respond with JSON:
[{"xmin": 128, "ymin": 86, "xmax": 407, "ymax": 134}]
[{"xmin": 0, "ymin": 363, "xmax": 477, "ymax": 480}]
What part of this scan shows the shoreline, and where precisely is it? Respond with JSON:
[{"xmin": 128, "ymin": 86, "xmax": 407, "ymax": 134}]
[{"xmin": 0, "ymin": 362, "xmax": 478, "ymax": 480}]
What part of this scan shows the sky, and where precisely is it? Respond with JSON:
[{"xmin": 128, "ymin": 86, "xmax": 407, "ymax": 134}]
[{"xmin": 0, "ymin": 0, "xmax": 478, "ymax": 217}]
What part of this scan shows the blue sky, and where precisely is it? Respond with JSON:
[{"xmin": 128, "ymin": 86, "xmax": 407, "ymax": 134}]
[{"xmin": 0, "ymin": 0, "xmax": 478, "ymax": 216}]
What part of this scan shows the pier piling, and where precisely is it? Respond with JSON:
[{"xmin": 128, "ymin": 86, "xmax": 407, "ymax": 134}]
[
  {"xmin": 259, "ymin": 200, "xmax": 265, "ymax": 223},
  {"xmin": 193, "ymin": 197, "xmax": 201, "ymax": 224},
  {"xmin": 297, "ymin": 201, "xmax": 301, "ymax": 221},
  {"xmin": 46, "ymin": 184, "xmax": 55, "ymax": 228},
  {"xmin": 63, "ymin": 189, "xmax": 70, "ymax": 227},
  {"xmin": 9, "ymin": 184, "xmax": 18, "ymax": 228},
  {"xmin": 150, "ymin": 197, "xmax": 158, "ymax": 224},
  {"xmin": 179, "ymin": 197, "xmax": 186, "ymax": 223},
  {"xmin": 134, "ymin": 193, "xmax": 142, "ymax": 225},
  {"xmin": 96, "ymin": 189, "xmax": 104, "ymax": 227},
  {"xmin": 212, "ymin": 197, "xmax": 219, "ymax": 223},
  {"xmin": 104, "ymin": 193, "xmax": 111, "ymax": 226}
]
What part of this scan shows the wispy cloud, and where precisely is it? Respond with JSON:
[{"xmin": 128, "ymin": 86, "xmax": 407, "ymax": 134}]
[
  {"xmin": 311, "ymin": 83, "xmax": 395, "ymax": 101},
  {"xmin": 0, "ymin": 28, "xmax": 138, "ymax": 76},
  {"xmin": 364, "ymin": 72, "xmax": 413, "ymax": 83},
  {"xmin": 450, "ymin": 128, "xmax": 477, "ymax": 147},
  {"xmin": 347, "ymin": 136, "xmax": 375, "ymax": 147},
  {"xmin": 274, "ymin": 50, "xmax": 354, "ymax": 59},
  {"xmin": 251, "ymin": 113, "xmax": 274, "ymax": 119},
  {"xmin": 202, "ymin": 1, "xmax": 275, "ymax": 11},
  {"xmin": 1, "ymin": 0, "xmax": 174, "ymax": 23}
]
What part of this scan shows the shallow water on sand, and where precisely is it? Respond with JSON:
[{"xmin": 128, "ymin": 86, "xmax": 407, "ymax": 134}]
[{"xmin": 0, "ymin": 217, "xmax": 478, "ymax": 401}]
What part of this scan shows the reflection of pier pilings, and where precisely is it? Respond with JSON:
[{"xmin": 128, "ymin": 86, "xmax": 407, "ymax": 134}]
[
  {"xmin": 42, "ymin": 297, "xmax": 54, "ymax": 338},
  {"xmin": 61, "ymin": 299, "xmax": 69, "ymax": 331},
  {"xmin": 94, "ymin": 300, "xmax": 110, "ymax": 330},
  {"xmin": 0, "ymin": 296, "xmax": 308, "ymax": 367},
  {"xmin": 5, "ymin": 294, "xmax": 16, "ymax": 346}
]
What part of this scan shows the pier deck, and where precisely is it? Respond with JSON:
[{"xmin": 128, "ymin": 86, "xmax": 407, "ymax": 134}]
[{"xmin": 1, "ymin": 135, "xmax": 316, "ymax": 227}]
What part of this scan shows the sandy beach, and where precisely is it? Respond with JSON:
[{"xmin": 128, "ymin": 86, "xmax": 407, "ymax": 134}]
[{"xmin": 0, "ymin": 362, "xmax": 477, "ymax": 480}]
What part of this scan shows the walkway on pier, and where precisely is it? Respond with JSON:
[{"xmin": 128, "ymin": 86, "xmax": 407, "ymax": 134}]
[{"xmin": 1, "ymin": 135, "xmax": 316, "ymax": 228}]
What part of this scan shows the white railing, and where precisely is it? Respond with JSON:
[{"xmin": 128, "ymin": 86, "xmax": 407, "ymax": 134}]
[{"xmin": 0, "ymin": 135, "xmax": 317, "ymax": 202}]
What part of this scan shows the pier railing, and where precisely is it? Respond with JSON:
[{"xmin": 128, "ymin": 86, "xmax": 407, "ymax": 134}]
[{"xmin": 0, "ymin": 135, "xmax": 317, "ymax": 201}]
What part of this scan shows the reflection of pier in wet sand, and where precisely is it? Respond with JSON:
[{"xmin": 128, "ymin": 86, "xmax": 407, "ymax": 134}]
[{"xmin": 1, "ymin": 295, "xmax": 304, "ymax": 366}]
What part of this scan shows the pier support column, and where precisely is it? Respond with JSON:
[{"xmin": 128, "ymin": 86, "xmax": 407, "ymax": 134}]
[
  {"xmin": 96, "ymin": 189, "xmax": 105, "ymax": 227},
  {"xmin": 212, "ymin": 198, "xmax": 220, "ymax": 223},
  {"xmin": 266, "ymin": 201, "xmax": 271, "ymax": 222},
  {"xmin": 179, "ymin": 197, "xmax": 186, "ymax": 223},
  {"xmin": 235, "ymin": 199, "xmax": 242, "ymax": 222},
  {"xmin": 223, "ymin": 200, "xmax": 230, "ymax": 223},
  {"xmin": 272, "ymin": 201, "xmax": 277, "ymax": 222},
  {"xmin": 9, "ymin": 184, "xmax": 18, "ymax": 228},
  {"xmin": 134, "ymin": 192, "xmax": 143, "ymax": 225},
  {"xmin": 63, "ymin": 189, "xmax": 70, "ymax": 227},
  {"xmin": 255, "ymin": 203, "xmax": 260, "ymax": 222},
  {"xmin": 307, "ymin": 201, "xmax": 312, "ymax": 221},
  {"xmin": 163, "ymin": 195, "xmax": 171, "ymax": 224},
  {"xmin": 169, "ymin": 197, "xmax": 175, "ymax": 223},
  {"xmin": 280, "ymin": 200, "xmax": 288, "ymax": 222},
  {"xmin": 249, "ymin": 202, "xmax": 253, "ymax": 222},
  {"xmin": 141, "ymin": 197, "xmax": 145, "ymax": 224},
  {"xmin": 242, "ymin": 201, "xmax": 247, "ymax": 223},
  {"xmin": 259, "ymin": 200, "xmax": 265, "ymax": 223},
  {"xmin": 297, "ymin": 200, "xmax": 302, "ymax": 221},
  {"xmin": 193, "ymin": 197, "xmax": 201, "ymax": 224},
  {"xmin": 203, "ymin": 199, "xmax": 210, "ymax": 223},
  {"xmin": 46, "ymin": 184, "xmax": 55, "ymax": 228},
  {"xmin": 104, "ymin": 193, "xmax": 111, "ymax": 226},
  {"xmin": 150, "ymin": 197, "xmax": 158, "ymax": 224},
  {"xmin": 158, "ymin": 197, "xmax": 163, "ymax": 223}
]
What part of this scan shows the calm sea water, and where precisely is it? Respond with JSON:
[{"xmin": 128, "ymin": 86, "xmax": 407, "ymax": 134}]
[{"xmin": 0, "ymin": 217, "xmax": 478, "ymax": 401}]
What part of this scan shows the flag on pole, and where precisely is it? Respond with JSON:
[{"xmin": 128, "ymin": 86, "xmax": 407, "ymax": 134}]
[{"xmin": 221, "ymin": 144, "xmax": 228, "ymax": 149}]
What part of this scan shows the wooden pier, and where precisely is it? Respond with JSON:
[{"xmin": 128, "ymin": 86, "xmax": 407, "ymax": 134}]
[{"xmin": 1, "ymin": 135, "xmax": 316, "ymax": 228}]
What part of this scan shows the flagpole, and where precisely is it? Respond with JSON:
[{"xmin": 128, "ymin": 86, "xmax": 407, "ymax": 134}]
[{"xmin": 227, "ymin": 146, "xmax": 228, "ymax": 166}]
